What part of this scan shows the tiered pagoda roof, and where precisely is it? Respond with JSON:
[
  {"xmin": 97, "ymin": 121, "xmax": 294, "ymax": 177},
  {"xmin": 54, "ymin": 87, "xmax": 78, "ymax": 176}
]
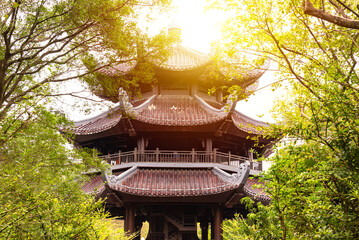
[
  {"xmin": 97, "ymin": 44, "xmax": 269, "ymax": 96},
  {"xmin": 73, "ymin": 40, "xmax": 273, "ymax": 239}
]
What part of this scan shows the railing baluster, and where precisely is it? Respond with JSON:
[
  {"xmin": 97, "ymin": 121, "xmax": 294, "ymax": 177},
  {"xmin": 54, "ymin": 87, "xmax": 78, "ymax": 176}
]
[
  {"xmin": 156, "ymin": 148, "xmax": 159, "ymax": 162},
  {"xmin": 134, "ymin": 148, "xmax": 137, "ymax": 162},
  {"xmin": 118, "ymin": 150, "xmax": 121, "ymax": 165},
  {"xmin": 228, "ymin": 151, "xmax": 231, "ymax": 165},
  {"xmin": 213, "ymin": 148, "xmax": 217, "ymax": 163}
]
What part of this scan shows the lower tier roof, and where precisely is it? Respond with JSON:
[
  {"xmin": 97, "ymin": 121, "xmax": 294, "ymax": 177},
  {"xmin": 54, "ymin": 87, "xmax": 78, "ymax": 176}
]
[
  {"xmin": 111, "ymin": 168, "xmax": 239, "ymax": 197},
  {"xmin": 82, "ymin": 162, "xmax": 270, "ymax": 205}
]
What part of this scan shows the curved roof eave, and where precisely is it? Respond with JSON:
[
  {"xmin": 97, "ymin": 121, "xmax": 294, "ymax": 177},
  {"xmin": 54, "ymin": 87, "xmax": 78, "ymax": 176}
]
[
  {"xmin": 232, "ymin": 109, "xmax": 270, "ymax": 128},
  {"xmin": 243, "ymin": 178, "xmax": 271, "ymax": 205},
  {"xmin": 68, "ymin": 105, "xmax": 122, "ymax": 136}
]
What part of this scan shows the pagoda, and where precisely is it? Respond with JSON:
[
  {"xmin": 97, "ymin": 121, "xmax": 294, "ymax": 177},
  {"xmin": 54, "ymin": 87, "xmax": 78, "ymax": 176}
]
[{"xmin": 75, "ymin": 27, "xmax": 272, "ymax": 240}]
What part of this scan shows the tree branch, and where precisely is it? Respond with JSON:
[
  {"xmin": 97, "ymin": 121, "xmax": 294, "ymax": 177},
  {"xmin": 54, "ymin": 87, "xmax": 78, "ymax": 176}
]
[{"xmin": 304, "ymin": 0, "xmax": 359, "ymax": 29}]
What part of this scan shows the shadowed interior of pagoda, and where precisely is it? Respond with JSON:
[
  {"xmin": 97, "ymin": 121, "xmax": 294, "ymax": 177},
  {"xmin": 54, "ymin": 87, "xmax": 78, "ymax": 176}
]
[
  {"xmin": 106, "ymin": 204, "xmax": 250, "ymax": 240},
  {"xmin": 85, "ymin": 133, "xmax": 259, "ymax": 156}
]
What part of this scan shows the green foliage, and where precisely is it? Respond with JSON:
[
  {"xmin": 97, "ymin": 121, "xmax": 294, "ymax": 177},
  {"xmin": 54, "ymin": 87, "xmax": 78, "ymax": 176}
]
[
  {"xmin": 211, "ymin": 0, "xmax": 359, "ymax": 239},
  {"xmin": 0, "ymin": 106, "xmax": 130, "ymax": 239},
  {"xmin": 0, "ymin": 0, "xmax": 175, "ymax": 238},
  {"xmin": 0, "ymin": 0, "xmax": 174, "ymax": 120}
]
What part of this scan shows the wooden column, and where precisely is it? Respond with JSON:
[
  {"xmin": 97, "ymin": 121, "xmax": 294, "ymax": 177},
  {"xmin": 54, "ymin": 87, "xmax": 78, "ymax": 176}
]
[
  {"xmin": 228, "ymin": 151, "xmax": 231, "ymax": 165},
  {"xmin": 125, "ymin": 205, "xmax": 136, "ymax": 234},
  {"xmin": 191, "ymin": 83, "xmax": 198, "ymax": 96},
  {"xmin": 134, "ymin": 147, "xmax": 137, "ymax": 162},
  {"xmin": 156, "ymin": 147, "xmax": 159, "ymax": 162},
  {"xmin": 205, "ymin": 138, "xmax": 213, "ymax": 152},
  {"xmin": 248, "ymin": 148, "xmax": 253, "ymax": 161},
  {"xmin": 137, "ymin": 137, "xmax": 146, "ymax": 152},
  {"xmin": 213, "ymin": 148, "xmax": 217, "ymax": 163},
  {"xmin": 205, "ymin": 138, "xmax": 212, "ymax": 162},
  {"xmin": 216, "ymin": 89, "xmax": 223, "ymax": 102},
  {"xmin": 118, "ymin": 150, "xmax": 121, "ymax": 164},
  {"xmin": 213, "ymin": 205, "xmax": 223, "ymax": 240}
]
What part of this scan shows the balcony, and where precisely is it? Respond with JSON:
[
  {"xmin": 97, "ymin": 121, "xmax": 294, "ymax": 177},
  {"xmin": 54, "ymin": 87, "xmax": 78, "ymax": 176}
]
[{"xmin": 99, "ymin": 148, "xmax": 263, "ymax": 171}]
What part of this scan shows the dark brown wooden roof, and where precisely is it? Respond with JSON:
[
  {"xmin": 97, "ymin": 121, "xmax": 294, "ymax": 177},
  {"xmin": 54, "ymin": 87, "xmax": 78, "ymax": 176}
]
[
  {"xmin": 82, "ymin": 163, "xmax": 271, "ymax": 205},
  {"xmin": 98, "ymin": 45, "xmax": 209, "ymax": 76},
  {"xmin": 82, "ymin": 175, "xmax": 104, "ymax": 194},
  {"xmin": 72, "ymin": 111, "xmax": 122, "ymax": 135},
  {"xmin": 69, "ymin": 94, "xmax": 269, "ymax": 137},
  {"xmin": 97, "ymin": 45, "xmax": 268, "ymax": 87},
  {"xmin": 231, "ymin": 110, "xmax": 267, "ymax": 134}
]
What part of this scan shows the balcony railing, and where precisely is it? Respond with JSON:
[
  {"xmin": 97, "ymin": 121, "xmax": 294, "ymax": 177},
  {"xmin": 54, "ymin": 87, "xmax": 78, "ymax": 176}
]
[{"xmin": 99, "ymin": 148, "xmax": 262, "ymax": 171}]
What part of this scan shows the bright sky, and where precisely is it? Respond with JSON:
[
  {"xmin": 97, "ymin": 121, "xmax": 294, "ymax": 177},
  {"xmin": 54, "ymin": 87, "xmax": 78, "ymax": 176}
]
[{"xmin": 147, "ymin": 0, "xmax": 226, "ymax": 53}]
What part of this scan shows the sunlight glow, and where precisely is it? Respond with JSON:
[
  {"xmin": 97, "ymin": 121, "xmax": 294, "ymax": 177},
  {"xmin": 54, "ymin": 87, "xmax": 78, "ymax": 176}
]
[
  {"xmin": 149, "ymin": 0, "xmax": 227, "ymax": 53},
  {"xmin": 173, "ymin": 0, "xmax": 226, "ymax": 53}
]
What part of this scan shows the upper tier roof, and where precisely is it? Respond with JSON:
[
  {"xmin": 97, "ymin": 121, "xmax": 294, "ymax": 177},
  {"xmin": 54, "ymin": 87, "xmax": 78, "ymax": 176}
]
[
  {"xmin": 155, "ymin": 45, "xmax": 210, "ymax": 71},
  {"xmin": 98, "ymin": 44, "xmax": 269, "ymax": 86},
  {"xmin": 98, "ymin": 45, "xmax": 209, "ymax": 77}
]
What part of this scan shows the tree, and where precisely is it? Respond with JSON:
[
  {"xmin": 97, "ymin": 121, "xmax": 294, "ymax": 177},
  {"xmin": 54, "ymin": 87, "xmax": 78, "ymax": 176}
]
[
  {"xmin": 211, "ymin": 0, "xmax": 359, "ymax": 238},
  {"xmin": 0, "ymin": 107, "xmax": 131, "ymax": 239},
  {"xmin": 0, "ymin": 0, "xmax": 174, "ymax": 137},
  {"xmin": 0, "ymin": 0, "xmax": 174, "ymax": 238}
]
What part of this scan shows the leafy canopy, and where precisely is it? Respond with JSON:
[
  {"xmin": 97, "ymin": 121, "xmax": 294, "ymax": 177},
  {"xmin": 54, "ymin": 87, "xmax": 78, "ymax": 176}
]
[
  {"xmin": 0, "ymin": 0, "xmax": 174, "ymax": 238},
  {"xmin": 211, "ymin": 0, "xmax": 359, "ymax": 239},
  {"xmin": 0, "ymin": 0, "xmax": 175, "ymax": 124},
  {"xmin": 0, "ymin": 106, "xmax": 131, "ymax": 239}
]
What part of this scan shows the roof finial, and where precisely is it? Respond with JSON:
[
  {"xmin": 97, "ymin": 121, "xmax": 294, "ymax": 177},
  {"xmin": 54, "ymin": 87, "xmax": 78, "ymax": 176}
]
[{"xmin": 168, "ymin": 17, "xmax": 182, "ymax": 43}]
